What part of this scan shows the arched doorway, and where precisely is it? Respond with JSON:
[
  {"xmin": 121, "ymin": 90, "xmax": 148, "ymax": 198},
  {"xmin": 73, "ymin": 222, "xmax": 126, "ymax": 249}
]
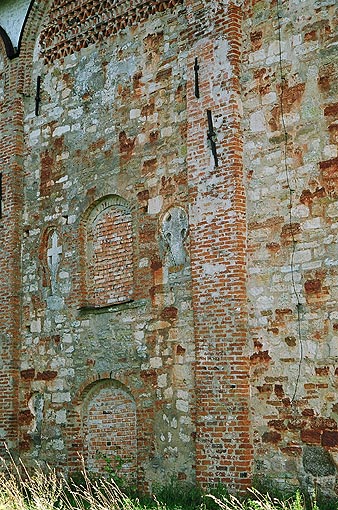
[{"xmin": 82, "ymin": 380, "xmax": 137, "ymax": 482}]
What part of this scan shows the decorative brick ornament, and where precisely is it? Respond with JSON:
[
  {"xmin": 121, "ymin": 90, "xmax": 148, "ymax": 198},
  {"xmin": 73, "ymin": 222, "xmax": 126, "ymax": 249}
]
[{"xmin": 40, "ymin": 0, "xmax": 184, "ymax": 63}]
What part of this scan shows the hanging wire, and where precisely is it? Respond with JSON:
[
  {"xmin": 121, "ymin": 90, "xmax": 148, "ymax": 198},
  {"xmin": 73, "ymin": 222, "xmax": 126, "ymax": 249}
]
[{"xmin": 276, "ymin": 0, "xmax": 304, "ymax": 404}]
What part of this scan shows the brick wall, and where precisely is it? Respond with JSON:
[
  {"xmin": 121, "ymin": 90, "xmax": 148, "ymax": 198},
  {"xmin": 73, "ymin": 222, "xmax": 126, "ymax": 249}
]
[
  {"xmin": 186, "ymin": 0, "xmax": 252, "ymax": 490},
  {"xmin": 0, "ymin": 0, "xmax": 60, "ymax": 458},
  {"xmin": 86, "ymin": 202, "xmax": 133, "ymax": 306},
  {"xmin": 2, "ymin": 0, "xmax": 338, "ymax": 497},
  {"xmin": 84, "ymin": 384, "xmax": 137, "ymax": 479},
  {"xmin": 0, "ymin": 48, "xmax": 24, "ymax": 455}
]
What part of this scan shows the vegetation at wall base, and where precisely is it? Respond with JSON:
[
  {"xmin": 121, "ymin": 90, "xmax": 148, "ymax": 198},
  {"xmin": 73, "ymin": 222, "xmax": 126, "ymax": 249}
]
[
  {"xmin": 0, "ymin": 460, "xmax": 336, "ymax": 510},
  {"xmin": 253, "ymin": 476, "xmax": 338, "ymax": 510}
]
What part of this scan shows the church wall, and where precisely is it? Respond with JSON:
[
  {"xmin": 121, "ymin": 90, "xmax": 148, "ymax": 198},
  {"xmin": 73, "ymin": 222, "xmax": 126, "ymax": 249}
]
[
  {"xmin": 243, "ymin": 0, "xmax": 338, "ymax": 495},
  {"xmin": 19, "ymin": 0, "xmax": 196, "ymax": 487},
  {"xmin": 2, "ymin": 0, "xmax": 338, "ymax": 497}
]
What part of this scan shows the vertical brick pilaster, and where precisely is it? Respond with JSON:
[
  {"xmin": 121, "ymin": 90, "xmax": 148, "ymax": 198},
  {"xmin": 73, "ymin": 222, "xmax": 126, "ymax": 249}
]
[
  {"xmin": 0, "ymin": 74, "xmax": 24, "ymax": 454},
  {"xmin": 186, "ymin": 1, "xmax": 253, "ymax": 491}
]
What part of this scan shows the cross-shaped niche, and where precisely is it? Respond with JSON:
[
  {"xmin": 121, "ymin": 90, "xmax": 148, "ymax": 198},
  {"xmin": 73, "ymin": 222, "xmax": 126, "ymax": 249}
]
[
  {"xmin": 47, "ymin": 230, "xmax": 62, "ymax": 274},
  {"xmin": 161, "ymin": 206, "xmax": 188, "ymax": 267}
]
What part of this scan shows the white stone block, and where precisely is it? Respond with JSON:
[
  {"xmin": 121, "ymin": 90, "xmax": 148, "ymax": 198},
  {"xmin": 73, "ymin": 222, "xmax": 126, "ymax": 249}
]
[
  {"xmin": 250, "ymin": 111, "xmax": 266, "ymax": 132},
  {"xmin": 176, "ymin": 399, "xmax": 189, "ymax": 413},
  {"xmin": 52, "ymin": 125, "xmax": 70, "ymax": 137},
  {"xmin": 148, "ymin": 196, "xmax": 163, "ymax": 214},
  {"xmin": 150, "ymin": 357, "xmax": 162, "ymax": 368},
  {"xmin": 30, "ymin": 319, "xmax": 41, "ymax": 333},
  {"xmin": 130, "ymin": 108, "xmax": 141, "ymax": 119}
]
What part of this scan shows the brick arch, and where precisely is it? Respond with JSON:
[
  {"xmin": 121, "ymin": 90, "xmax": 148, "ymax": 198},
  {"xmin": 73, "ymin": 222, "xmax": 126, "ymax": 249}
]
[
  {"xmin": 0, "ymin": 37, "xmax": 8, "ymax": 98},
  {"xmin": 81, "ymin": 379, "xmax": 137, "ymax": 481},
  {"xmin": 73, "ymin": 370, "xmax": 136, "ymax": 404},
  {"xmin": 0, "ymin": 0, "xmax": 36, "ymax": 60},
  {"xmin": 13, "ymin": 0, "xmax": 54, "ymax": 95},
  {"xmin": 0, "ymin": 0, "xmax": 53, "ymax": 98},
  {"xmin": 82, "ymin": 194, "xmax": 134, "ymax": 223},
  {"xmin": 79, "ymin": 195, "xmax": 135, "ymax": 307},
  {"xmin": 0, "ymin": 26, "xmax": 16, "ymax": 97},
  {"xmin": 17, "ymin": 0, "xmax": 37, "ymax": 54}
]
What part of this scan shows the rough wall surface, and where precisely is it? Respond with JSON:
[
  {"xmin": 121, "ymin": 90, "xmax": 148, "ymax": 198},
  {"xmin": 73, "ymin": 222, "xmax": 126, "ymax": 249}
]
[
  {"xmin": 19, "ymin": 0, "xmax": 195, "ymax": 488},
  {"xmin": 243, "ymin": 0, "xmax": 338, "ymax": 496},
  {"xmin": 1, "ymin": 0, "xmax": 338, "ymax": 497},
  {"xmin": 0, "ymin": 50, "xmax": 22, "ymax": 455}
]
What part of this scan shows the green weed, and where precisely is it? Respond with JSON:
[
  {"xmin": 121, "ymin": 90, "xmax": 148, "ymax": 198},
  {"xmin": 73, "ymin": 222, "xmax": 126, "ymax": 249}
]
[{"xmin": 0, "ymin": 456, "xmax": 335, "ymax": 510}]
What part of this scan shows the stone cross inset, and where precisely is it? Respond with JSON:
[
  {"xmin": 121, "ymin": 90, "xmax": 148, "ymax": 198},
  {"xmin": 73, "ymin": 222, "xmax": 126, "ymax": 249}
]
[
  {"xmin": 161, "ymin": 207, "xmax": 188, "ymax": 267},
  {"xmin": 47, "ymin": 231, "xmax": 62, "ymax": 294}
]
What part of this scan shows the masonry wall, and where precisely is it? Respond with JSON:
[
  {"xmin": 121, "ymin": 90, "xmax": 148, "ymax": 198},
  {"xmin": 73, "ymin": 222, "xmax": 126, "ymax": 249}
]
[
  {"xmin": 19, "ymin": 0, "xmax": 196, "ymax": 488},
  {"xmin": 186, "ymin": 0, "xmax": 252, "ymax": 490},
  {"xmin": 243, "ymin": 0, "xmax": 338, "ymax": 496},
  {"xmin": 2, "ymin": 0, "xmax": 338, "ymax": 498},
  {"xmin": 14, "ymin": 0, "xmax": 254, "ymax": 491}
]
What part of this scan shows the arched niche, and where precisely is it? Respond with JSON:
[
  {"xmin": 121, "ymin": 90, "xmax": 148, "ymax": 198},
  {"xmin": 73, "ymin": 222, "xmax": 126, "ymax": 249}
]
[
  {"xmin": 82, "ymin": 379, "xmax": 137, "ymax": 480},
  {"xmin": 81, "ymin": 195, "xmax": 134, "ymax": 308}
]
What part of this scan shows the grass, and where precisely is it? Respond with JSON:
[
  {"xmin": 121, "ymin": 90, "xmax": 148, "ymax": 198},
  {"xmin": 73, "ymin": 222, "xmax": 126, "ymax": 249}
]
[
  {"xmin": 207, "ymin": 489, "xmax": 314, "ymax": 510},
  {"xmin": 0, "ymin": 459, "xmax": 335, "ymax": 510}
]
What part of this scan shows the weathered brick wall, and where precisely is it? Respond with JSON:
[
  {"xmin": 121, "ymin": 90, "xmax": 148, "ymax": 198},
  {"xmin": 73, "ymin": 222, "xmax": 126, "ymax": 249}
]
[
  {"xmin": 86, "ymin": 199, "xmax": 134, "ymax": 306},
  {"xmin": 186, "ymin": 0, "xmax": 252, "ymax": 491},
  {"xmin": 18, "ymin": 0, "xmax": 195, "ymax": 489},
  {"xmin": 2, "ymin": 0, "xmax": 338, "ymax": 497},
  {"xmin": 0, "ymin": 44, "xmax": 24, "ymax": 456},
  {"xmin": 83, "ymin": 383, "xmax": 137, "ymax": 479},
  {"xmin": 243, "ymin": 0, "xmax": 338, "ymax": 495}
]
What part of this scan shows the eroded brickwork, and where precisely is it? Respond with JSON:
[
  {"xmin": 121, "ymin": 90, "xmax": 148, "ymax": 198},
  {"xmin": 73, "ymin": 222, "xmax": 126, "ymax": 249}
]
[
  {"xmin": 186, "ymin": 0, "xmax": 252, "ymax": 491},
  {"xmin": 0, "ymin": 44, "xmax": 24, "ymax": 455},
  {"xmin": 86, "ymin": 199, "xmax": 134, "ymax": 306},
  {"xmin": 18, "ymin": 0, "xmax": 195, "ymax": 490},
  {"xmin": 84, "ymin": 383, "xmax": 137, "ymax": 479},
  {"xmin": 243, "ymin": 0, "xmax": 338, "ymax": 496},
  {"xmin": 1, "ymin": 0, "xmax": 338, "ymax": 498}
]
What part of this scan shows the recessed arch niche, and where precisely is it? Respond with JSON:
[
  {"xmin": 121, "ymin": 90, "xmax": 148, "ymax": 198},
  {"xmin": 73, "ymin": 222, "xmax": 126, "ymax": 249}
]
[
  {"xmin": 82, "ymin": 379, "xmax": 137, "ymax": 480},
  {"xmin": 83, "ymin": 195, "xmax": 134, "ymax": 307}
]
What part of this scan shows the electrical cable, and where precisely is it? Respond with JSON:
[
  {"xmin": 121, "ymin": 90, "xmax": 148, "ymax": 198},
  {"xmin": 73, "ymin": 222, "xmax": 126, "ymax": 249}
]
[{"xmin": 276, "ymin": 0, "xmax": 304, "ymax": 404}]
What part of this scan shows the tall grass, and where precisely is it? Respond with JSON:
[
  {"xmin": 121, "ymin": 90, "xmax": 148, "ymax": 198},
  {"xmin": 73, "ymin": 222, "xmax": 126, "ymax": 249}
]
[
  {"xmin": 208, "ymin": 489, "xmax": 308, "ymax": 510},
  {"xmin": 0, "ymin": 458, "xmax": 334, "ymax": 510}
]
